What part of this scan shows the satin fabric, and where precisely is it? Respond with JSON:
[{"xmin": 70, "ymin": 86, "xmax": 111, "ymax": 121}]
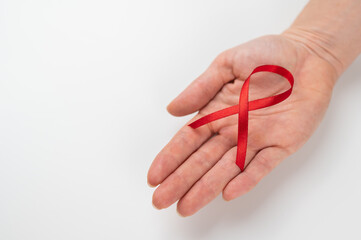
[{"xmin": 188, "ymin": 65, "xmax": 294, "ymax": 171}]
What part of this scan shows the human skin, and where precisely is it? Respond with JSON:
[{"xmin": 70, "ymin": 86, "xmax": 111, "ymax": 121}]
[{"xmin": 147, "ymin": 0, "xmax": 361, "ymax": 217}]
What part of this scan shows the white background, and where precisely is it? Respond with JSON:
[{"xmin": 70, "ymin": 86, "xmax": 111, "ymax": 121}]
[{"xmin": 1, "ymin": 0, "xmax": 361, "ymax": 239}]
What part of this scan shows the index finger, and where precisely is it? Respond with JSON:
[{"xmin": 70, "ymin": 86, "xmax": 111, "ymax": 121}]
[{"xmin": 147, "ymin": 114, "xmax": 214, "ymax": 187}]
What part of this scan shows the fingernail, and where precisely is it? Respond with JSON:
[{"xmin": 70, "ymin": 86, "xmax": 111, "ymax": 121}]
[
  {"xmin": 176, "ymin": 208, "xmax": 186, "ymax": 217},
  {"xmin": 152, "ymin": 201, "xmax": 161, "ymax": 210},
  {"xmin": 166, "ymin": 103, "xmax": 172, "ymax": 113},
  {"xmin": 147, "ymin": 181, "xmax": 157, "ymax": 188}
]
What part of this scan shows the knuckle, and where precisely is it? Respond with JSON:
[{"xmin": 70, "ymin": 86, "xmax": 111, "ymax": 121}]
[
  {"xmin": 192, "ymin": 150, "xmax": 213, "ymax": 170},
  {"xmin": 172, "ymin": 168, "xmax": 190, "ymax": 187},
  {"xmin": 254, "ymin": 152, "xmax": 273, "ymax": 173},
  {"xmin": 198, "ymin": 177, "xmax": 217, "ymax": 197},
  {"xmin": 242, "ymin": 172, "xmax": 259, "ymax": 190}
]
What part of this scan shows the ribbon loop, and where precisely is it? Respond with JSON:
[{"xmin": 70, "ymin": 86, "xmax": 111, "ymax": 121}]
[{"xmin": 188, "ymin": 65, "xmax": 294, "ymax": 171}]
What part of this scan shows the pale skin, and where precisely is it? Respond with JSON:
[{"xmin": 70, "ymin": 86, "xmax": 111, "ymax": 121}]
[{"xmin": 147, "ymin": 0, "xmax": 361, "ymax": 217}]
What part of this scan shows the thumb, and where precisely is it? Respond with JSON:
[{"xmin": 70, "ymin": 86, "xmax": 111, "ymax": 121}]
[{"xmin": 167, "ymin": 56, "xmax": 235, "ymax": 116}]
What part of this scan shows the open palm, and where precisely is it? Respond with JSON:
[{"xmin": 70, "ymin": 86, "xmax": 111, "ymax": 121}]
[{"xmin": 147, "ymin": 34, "xmax": 337, "ymax": 216}]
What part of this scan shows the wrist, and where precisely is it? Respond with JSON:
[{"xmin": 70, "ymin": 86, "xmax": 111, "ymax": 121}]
[
  {"xmin": 282, "ymin": 0, "xmax": 361, "ymax": 78},
  {"xmin": 282, "ymin": 27, "xmax": 344, "ymax": 78}
]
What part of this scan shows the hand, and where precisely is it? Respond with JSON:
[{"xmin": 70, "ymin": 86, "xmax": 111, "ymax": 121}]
[{"xmin": 147, "ymin": 34, "xmax": 338, "ymax": 216}]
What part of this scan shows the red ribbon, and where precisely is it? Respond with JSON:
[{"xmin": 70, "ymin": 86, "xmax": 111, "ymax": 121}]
[{"xmin": 188, "ymin": 65, "xmax": 294, "ymax": 171}]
